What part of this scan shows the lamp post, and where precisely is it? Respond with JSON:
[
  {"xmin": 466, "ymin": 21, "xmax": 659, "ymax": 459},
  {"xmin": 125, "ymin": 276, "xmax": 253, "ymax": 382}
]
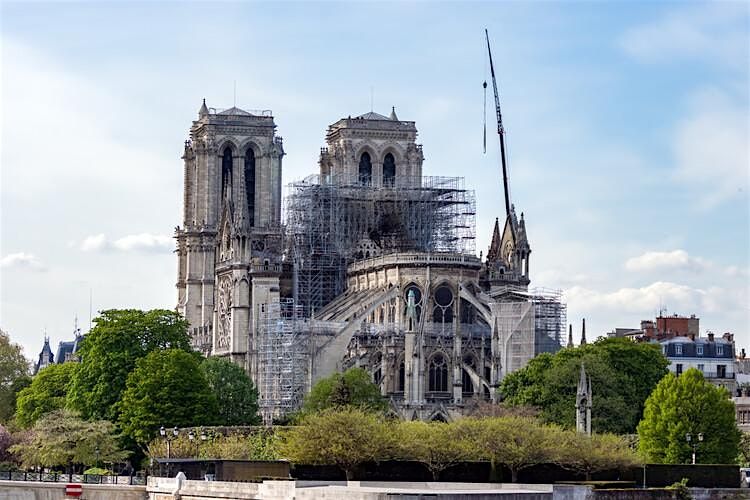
[
  {"xmin": 95, "ymin": 446, "xmax": 100, "ymax": 469},
  {"xmin": 685, "ymin": 432, "xmax": 704, "ymax": 465},
  {"xmin": 160, "ymin": 426, "xmax": 180, "ymax": 459},
  {"xmin": 188, "ymin": 430, "xmax": 199, "ymax": 458}
]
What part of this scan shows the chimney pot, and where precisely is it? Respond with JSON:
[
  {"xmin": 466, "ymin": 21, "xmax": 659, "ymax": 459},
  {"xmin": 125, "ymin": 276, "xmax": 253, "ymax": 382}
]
[{"xmin": 708, "ymin": 333, "xmax": 714, "ymax": 342}]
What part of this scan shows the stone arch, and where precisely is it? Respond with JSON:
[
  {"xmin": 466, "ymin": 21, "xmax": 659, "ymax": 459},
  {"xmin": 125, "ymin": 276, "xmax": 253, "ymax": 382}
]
[
  {"xmin": 427, "ymin": 408, "xmax": 450, "ymax": 422},
  {"xmin": 239, "ymin": 139, "xmax": 264, "ymax": 157},
  {"xmin": 238, "ymin": 277, "xmax": 250, "ymax": 307},
  {"xmin": 216, "ymin": 139, "xmax": 240, "ymax": 156}
]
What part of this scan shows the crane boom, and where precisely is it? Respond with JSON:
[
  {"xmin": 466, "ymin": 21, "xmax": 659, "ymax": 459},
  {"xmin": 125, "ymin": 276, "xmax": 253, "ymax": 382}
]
[{"xmin": 485, "ymin": 29, "xmax": 512, "ymax": 220}]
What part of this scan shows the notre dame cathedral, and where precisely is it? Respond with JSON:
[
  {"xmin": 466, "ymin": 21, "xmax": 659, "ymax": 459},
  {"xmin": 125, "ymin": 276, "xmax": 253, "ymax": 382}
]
[{"xmin": 176, "ymin": 100, "xmax": 564, "ymax": 422}]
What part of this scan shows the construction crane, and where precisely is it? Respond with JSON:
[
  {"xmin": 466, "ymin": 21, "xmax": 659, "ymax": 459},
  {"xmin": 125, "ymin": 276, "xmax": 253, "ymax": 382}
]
[{"xmin": 484, "ymin": 28, "xmax": 512, "ymax": 220}]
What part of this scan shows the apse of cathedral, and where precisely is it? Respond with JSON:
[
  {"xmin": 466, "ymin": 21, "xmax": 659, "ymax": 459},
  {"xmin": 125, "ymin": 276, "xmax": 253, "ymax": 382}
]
[{"xmin": 176, "ymin": 101, "xmax": 565, "ymax": 423}]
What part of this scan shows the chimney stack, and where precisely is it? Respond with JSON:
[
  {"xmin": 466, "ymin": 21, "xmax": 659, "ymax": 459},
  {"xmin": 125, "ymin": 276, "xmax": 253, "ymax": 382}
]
[{"xmin": 708, "ymin": 332, "xmax": 714, "ymax": 342}]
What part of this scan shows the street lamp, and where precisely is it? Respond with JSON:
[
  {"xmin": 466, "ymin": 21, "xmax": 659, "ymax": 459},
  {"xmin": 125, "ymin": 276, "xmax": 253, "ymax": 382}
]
[
  {"xmin": 188, "ymin": 430, "xmax": 199, "ymax": 458},
  {"xmin": 160, "ymin": 426, "xmax": 180, "ymax": 459},
  {"xmin": 685, "ymin": 432, "xmax": 704, "ymax": 465},
  {"xmin": 95, "ymin": 446, "xmax": 100, "ymax": 470}
]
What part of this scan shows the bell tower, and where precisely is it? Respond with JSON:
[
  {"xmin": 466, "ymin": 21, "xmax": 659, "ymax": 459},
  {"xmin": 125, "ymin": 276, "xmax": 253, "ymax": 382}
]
[{"xmin": 176, "ymin": 100, "xmax": 284, "ymax": 375}]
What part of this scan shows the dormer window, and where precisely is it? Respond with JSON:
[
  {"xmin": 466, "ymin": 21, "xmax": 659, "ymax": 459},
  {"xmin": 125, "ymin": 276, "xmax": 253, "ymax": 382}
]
[
  {"xmin": 717, "ymin": 345, "xmax": 724, "ymax": 356},
  {"xmin": 676, "ymin": 344, "xmax": 682, "ymax": 355},
  {"xmin": 697, "ymin": 344, "xmax": 703, "ymax": 356}
]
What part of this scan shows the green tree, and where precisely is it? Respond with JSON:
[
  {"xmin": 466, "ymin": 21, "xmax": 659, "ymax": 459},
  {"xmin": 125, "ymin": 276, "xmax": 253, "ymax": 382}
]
[
  {"xmin": 9, "ymin": 409, "xmax": 128, "ymax": 472},
  {"xmin": 637, "ymin": 368, "xmax": 740, "ymax": 464},
  {"xmin": 67, "ymin": 309, "xmax": 191, "ymax": 421},
  {"xmin": 395, "ymin": 421, "xmax": 477, "ymax": 480},
  {"xmin": 118, "ymin": 349, "xmax": 218, "ymax": 446},
  {"xmin": 456, "ymin": 416, "xmax": 559, "ymax": 483},
  {"xmin": 557, "ymin": 432, "xmax": 640, "ymax": 480},
  {"xmin": 201, "ymin": 357, "xmax": 260, "ymax": 425},
  {"xmin": 0, "ymin": 329, "xmax": 30, "ymax": 422},
  {"xmin": 279, "ymin": 407, "xmax": 394, "ymax": 480},
  {"xmin": 302, "ymin": 367, "xmax": 386, "ymax": 413},
  {"xmin": 500, "ymin": 337, "xmax": 669, "ymax": 434},
  {"xmin": 15, "ymin": 362, "xmax": 79, "ymax": 428}
]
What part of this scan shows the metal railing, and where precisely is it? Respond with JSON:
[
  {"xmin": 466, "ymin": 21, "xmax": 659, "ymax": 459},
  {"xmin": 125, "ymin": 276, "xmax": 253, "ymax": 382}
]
[{"xmin": 0, "ymin": 471, "xmax": 146, "ymax": 485}]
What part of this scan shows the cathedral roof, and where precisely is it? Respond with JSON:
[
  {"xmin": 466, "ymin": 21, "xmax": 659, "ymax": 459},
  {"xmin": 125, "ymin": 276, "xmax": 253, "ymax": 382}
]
[
  {"xmin": 218, "ymin": 106, "xmax": 254, "ymax": 116},
  {"xmin": 356, "ymin": 111, "xmax": 393, "ymax": 121}
]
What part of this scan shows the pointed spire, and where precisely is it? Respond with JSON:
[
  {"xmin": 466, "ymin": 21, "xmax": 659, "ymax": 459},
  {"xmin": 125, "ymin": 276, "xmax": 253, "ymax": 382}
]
[
  {"xmin": 389, "ymin": 106, "xmax": 398, "ymax": 121},
  {"xmin": 568, "ymin": 324, "xmax": 574, "ymax": 347},
  {"xmin": 581, "ymin": 318, "xmax": 587, "ymax": 345},
  {"xmin": 577, "ymin": 363, "xmax": 587, "ymax": 394},
  {"xmin": 487, "ymin": 218, "xmax": 502, "ymax": 263},
  {"xmin": 199, "ymin": 98, "xmax": 208, "ymax": 117}
]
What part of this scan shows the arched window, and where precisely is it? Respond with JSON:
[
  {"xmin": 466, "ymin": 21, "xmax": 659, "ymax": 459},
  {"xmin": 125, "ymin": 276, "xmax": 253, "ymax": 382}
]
[
  {"xmin": 359, "ymin": 152, "xmax": 372, "ymax": 186},
  {"xmin": 404, "ymin": 284, "xmax": 423, "ymax": 328},
  {"xmin": 432, "ymin": 285, "xmax": 454, "ymax": 325},
  {"xmin": 221, "ymin": 147, "xmax": 233, "ymax": 200},
  {"xmin": 244, "ymin": 148, "xmax": 255, "ymax": 226},
  {"xmin": 383, "ymin": 153, "xmax": 396, "ymax": 187},
  {"xmin": 398, "ymin": 361, "xmax": 405, "ymax": 392},
  {"xmin": 428, "ymin": 354, "xmax": 449, "ymax": 392}
]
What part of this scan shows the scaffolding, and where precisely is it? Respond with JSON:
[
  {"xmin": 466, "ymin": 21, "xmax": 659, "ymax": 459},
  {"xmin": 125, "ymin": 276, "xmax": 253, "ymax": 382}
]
[
  {"xmin": 285, "ymin": 174, "xmax": 476, "ymax": 317},
  {"xmin": 257, "ymin": 299, "xmax": 309, "ymax": 424},
  {"xmin": 529, "ymin": 288, "xmax": 566, "ymax": 354}
]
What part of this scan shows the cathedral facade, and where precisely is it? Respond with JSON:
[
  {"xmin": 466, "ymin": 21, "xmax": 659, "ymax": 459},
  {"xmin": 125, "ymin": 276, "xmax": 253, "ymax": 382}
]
[{"xmin": 176, "ymin": 102, "xmax": 564, "ymax": 422}]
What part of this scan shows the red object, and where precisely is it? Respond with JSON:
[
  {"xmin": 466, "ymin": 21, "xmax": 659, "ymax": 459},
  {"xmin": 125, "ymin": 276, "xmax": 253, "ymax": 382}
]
[{"xmin": 65, "ymin": 484, "xmax": 83, "ymax": 497}]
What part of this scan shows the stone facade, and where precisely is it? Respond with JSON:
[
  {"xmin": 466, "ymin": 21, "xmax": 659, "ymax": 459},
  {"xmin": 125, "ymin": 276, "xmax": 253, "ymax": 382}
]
[
  {"xmin": 177, "ymin": 105, "xmax": 564, "ymax": 421},
  {"xmin": 176, "ymin": 101, "xmax": 284, "ymax": 380}
]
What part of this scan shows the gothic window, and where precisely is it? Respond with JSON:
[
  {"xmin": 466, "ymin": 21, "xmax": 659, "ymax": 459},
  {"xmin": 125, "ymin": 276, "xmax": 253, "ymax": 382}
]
[
  {"xmin": 221, "ymin": 147, "xmax": 233, "ymax": 201},
  {"xmin": 432, "ymin": 285, "xmax": 454, "ymax": 325},
  {"xmin": 398, "ymin": 360, "xmax": 405, "ymax": 392},
  {"xmin": 428, "ymin": 354, "xmax": 448, "ymax": 392},
  {"xmin": 383, "ymin": 153, "xmax": 396, "ymax": 187},
  {"xmin": 404, "ymin": 284, "xmax": 423, "ymax": 327},
  {"xmin": 245, "ymin": 148, "xmax": 256, "ymax": 226},
  {"xmin": 359, "ymin": 152, "xmax": 372, "ymax": 186}
]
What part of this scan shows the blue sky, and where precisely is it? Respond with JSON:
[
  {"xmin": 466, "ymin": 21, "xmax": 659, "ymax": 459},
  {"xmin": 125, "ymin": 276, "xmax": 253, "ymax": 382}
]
[{"xmin": 1, "ymin": 1, "xmax": 748, "ymax": 359}]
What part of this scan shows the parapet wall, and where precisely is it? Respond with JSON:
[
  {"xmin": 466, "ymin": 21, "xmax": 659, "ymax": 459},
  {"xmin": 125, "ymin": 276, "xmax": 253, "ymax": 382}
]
[{"xmin": 0, "ymin": 480, "xmax": 147, "ymax": 500}]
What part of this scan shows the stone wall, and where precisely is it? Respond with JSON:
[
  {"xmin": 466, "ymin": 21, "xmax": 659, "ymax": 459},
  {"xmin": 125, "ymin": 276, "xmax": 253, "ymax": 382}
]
[{"xmin": 0, "ymin": 480, "xmax": 147, "ymax": 500}]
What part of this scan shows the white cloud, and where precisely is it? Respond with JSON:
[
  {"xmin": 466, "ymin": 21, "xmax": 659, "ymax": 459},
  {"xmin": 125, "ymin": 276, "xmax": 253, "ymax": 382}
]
[
  {"xmin": 113, "ymin": 233, "xmax": 173, "ymax": 252},
  {"xmin": 80, "ymin": 234, "xmax": 109, "ymax": 252},
  {"xmin": 672, "ymin": 88, "xmax": 749, "ymax": 208},
  {"xmin": 567, "ymin": 281, "xmax": 700, "ymax": 314},
  {"xmin": 619, "ymin": 3, "xmax": 748, "ymax": 70},
  {"xmin": 566, "ymin": 281, "xmax": 747, "ymax": 320},
  {"xmin": 625, "ymin": 249, "xmax": 709, "ymax": 273},
  {"xmin": 725, "ymin": 265, "xmax": 750, "ymax": 278},
  {"xmin": 0, "ymin": 253, "xmax": 45, "ymax": 271},
  {"xmin": 79, "ymin": 233, "xmax": 172, "ymax": 253}
]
